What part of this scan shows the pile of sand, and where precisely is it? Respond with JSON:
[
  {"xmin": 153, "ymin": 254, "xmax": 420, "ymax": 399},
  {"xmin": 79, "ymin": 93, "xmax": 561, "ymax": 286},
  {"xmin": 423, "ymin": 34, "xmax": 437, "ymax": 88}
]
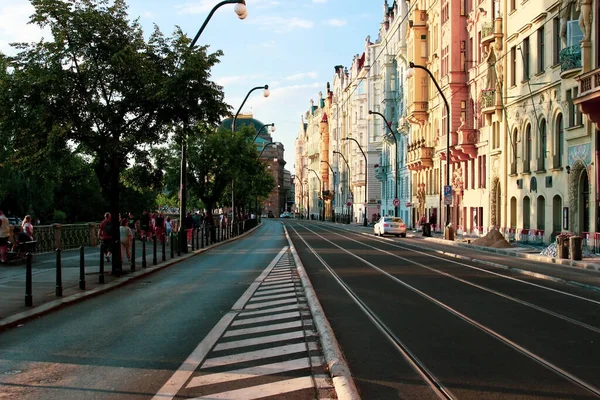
[{"xmin": 471, "ymin": 229, "xmax": 513, "ymax": 249}]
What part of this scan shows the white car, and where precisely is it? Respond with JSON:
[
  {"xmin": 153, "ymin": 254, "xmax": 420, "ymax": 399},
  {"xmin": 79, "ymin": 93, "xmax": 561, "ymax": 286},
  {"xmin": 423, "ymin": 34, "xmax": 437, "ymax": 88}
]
[{"xmin": 374, "ymin": 217, "xmax": 407, "ymax": 237}]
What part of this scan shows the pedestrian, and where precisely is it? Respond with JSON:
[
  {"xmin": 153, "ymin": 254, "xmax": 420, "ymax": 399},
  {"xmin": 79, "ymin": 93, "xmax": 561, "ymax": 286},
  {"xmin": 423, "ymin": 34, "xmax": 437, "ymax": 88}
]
[
  {"xmin": 429, "ymin": 211, "xmax": 437, "ymax": 231},
  {"xmin": 22, "ymin": 215, "xmax": 34, "ymax": 239},
  {"xmin": 128, "ymin": 212, "xmax": 137, "ymax": 239},
  {"xmin": 155, "ymin": 212, "xmax": 165, "ymax": 243},
  {"xmin": 98, "ymin": 212, "xmax": 112, "ymax": 262},
  {"xmin": 165, "ymin": 217, "xmax": 172, "ymax": 243},
  {"xmin": 140, "ymin": 210, "xmax": 150, "ymax": 241},
  {"xmin": 0, "ymin": 210, "xmax": 10, "ymax": 263},
  {"xmin": 184, "ymin": 212, "xmax": 194, "ymax": 246},
  {"xmin": 119, "ymin": 218, "xmax": 133, "ymax": 263}
]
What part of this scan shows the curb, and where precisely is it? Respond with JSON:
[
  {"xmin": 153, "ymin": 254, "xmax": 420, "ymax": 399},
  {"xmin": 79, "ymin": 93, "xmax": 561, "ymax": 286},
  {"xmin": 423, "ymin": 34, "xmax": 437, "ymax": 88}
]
[
  {"xmin": 0, "ymin": 224, "xmax": 262, "ymax": 332},
  {"xmin": 284, "ymin": 226, "xmax": 361, "ymax": 400}
]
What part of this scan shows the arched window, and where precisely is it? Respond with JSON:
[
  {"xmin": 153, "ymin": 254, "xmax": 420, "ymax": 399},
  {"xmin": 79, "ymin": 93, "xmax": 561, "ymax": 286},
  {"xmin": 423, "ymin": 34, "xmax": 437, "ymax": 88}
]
[
  {"xmin": 554, "ymin": 114, "xmax": 564, "ymax": 168},
  {"xmin": 524, "ymin": 124, "xmax": 532, "ymax": 172},
  {"xmin": 512, "ymin": 128, "xmax": 518, "ymax": 173},
  {"xmin": 539, "ymin": 119, "xmax": 547, "ymax": 170}
]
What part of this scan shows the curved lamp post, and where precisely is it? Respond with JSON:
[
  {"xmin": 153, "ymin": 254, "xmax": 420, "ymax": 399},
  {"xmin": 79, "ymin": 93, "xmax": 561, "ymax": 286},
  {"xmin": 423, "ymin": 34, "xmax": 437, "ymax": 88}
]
[
  {"xmin": 308, "ymin": 168, "xmax": 323, "ymax": 221},
  {"xmin": 342, "ymin": 138, "xmax": 368, "ymax": 226},
  {"xmin": 231, "ymin": 84, "xmax": 270, "ymax": 224},
  {"xmin": 407, "ymin": 61, "xmax": 451, "ymax": 234},
  {"xmin": 369, "ymin": 110, "xmax": 398, "ymax": 217},
  {"xmin": 180, "ymin": 0, "xmax": 247, "ymax": 254},
  {"xmin": 258, "ymin": 142, "xmax": 277, "ymax": 159},
  {"xmin": 254, "ymin": 123, "xmax": 275, "ymax": 142},
  {"xmin": 320, "ymin": 160, "xmax": 335, "ymax": 222},
  {"xmin": 333, "ymin": 150, "xmax": 353, "ymax": 224}
]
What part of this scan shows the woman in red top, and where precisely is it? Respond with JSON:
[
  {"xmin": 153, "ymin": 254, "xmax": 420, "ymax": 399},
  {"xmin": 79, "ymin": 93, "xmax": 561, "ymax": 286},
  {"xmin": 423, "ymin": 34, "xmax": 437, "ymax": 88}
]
[{"xmin": 98, "ymin": 212, "xmax": 112, "ymax": 262}]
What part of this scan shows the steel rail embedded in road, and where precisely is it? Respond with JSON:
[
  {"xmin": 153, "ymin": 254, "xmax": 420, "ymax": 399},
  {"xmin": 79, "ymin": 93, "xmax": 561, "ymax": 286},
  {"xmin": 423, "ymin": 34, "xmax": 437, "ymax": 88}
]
[
  {"xmin": 289, "ymin": 224, "xmax": 457, "ymax": 400},
  {"xmin": 293, "ymin": 222, "xmax": 600, "ymax": 398}
]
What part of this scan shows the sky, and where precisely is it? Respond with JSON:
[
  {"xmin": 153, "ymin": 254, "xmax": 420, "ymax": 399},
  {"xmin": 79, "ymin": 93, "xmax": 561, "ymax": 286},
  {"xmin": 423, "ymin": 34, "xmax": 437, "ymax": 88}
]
[{"xmin": 0, "ymin": 0, "xmax": 386, "ymax": 168}]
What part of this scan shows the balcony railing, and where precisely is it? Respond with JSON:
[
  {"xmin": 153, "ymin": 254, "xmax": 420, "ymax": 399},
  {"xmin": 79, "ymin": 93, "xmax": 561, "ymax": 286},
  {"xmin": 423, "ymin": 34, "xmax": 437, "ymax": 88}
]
[
  {"xmin": 480, "ymin": 89, "xmax": 495, "ymax": 112},
  {"xmin": 481, "ymin": 21, "xmax": 494, "ymax": 39},
  {"xmin": 560, "ymin": 45, "xmax": 582, "ymax": 74},
  {"xmin": 578, "ymin": 68, "xmax": 600, "ymax": 96}
]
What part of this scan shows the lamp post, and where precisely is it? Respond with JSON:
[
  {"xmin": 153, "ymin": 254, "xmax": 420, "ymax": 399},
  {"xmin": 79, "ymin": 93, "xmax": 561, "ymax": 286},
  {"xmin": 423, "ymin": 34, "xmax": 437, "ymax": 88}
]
[
  {"xmin": 231, "ymin": 85, "xmax": 270, "ymax": 224},
  {"xmin": 342, "ymin": 138, "xmax": 368, "ymax": 226},
  {"xmin": 253, "ymin": 123, "xmax": 275, "ymax": 142},
  {"xmin": 179, "ymin": 0, "xmax": 248, "ymax": 254},
  {"xmin": 308, "ymin": 168, "xmax": 323, "ymax": 221},
  {"xmin": 369, "ymin": 110, "xmax": 398, "ymax": 217},
  {"xmin": 333, "ymin": 150, "xmax": 353, "ymax": 224},
  {"xmin": 320, "ymin": 160, "xmax": 336, "ymax": 222},
  {"xmin": 258, "ymin": 142, "xmax": 277, "ymax": 159},
  {"xmin": 407, "ymin": 61, "xmax": 451, "ymax": 234}
]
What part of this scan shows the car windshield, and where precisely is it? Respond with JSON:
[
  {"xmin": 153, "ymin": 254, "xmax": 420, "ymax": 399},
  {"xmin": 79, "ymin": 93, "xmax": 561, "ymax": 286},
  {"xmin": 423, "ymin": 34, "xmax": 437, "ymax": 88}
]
[{"xmin": 383, "ymin": 217, "xmax": 404, "ymax": 223}]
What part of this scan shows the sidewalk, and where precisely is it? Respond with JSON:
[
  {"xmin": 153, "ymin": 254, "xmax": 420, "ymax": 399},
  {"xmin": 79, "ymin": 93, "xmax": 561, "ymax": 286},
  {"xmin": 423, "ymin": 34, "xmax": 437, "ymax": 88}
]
[
  {"xmin": 0, "ymin": 235, "xmax": 232, "ymax": 331},
  {"xmin": 328, "ymin": 222, "xmax": 600, "ymax": 293}
]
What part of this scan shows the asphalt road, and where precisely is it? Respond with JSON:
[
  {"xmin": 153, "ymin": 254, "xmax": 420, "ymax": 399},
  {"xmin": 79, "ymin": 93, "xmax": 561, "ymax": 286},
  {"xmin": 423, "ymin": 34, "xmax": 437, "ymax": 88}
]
[
  {"xmin": 286, "ymin": 220, "xmax": 600, "ymax": 400},
  {"xmin": 0, "ymin": 221, "xmax": 326, "ymax": 400}
]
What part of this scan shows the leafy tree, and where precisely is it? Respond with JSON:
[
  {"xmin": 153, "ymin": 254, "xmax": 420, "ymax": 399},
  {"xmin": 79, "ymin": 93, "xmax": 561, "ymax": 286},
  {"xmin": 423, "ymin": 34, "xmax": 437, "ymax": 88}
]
[{"xmin": 0, "ymin": 0, "xmax": 229, "ymax": 273}]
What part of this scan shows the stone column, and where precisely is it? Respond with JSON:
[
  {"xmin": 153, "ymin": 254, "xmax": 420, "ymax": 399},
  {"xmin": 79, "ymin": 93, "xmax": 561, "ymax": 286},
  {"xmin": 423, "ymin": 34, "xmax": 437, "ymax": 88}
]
[
  {"xmin": 53, "ymin": 223, "xmax": 62, "ymax": 250},
  {"xmin": 89, "ymin": 223, "xmax": 98, "ymax": 247}
]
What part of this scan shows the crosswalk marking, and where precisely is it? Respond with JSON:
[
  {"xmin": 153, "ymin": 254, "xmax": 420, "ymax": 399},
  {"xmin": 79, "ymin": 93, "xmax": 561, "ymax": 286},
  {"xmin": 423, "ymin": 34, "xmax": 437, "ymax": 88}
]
[
  {"xmin": 240, "ymin": 304, "xmax": 301, "ymax": 316},
  {"xmin": 213, "ymin": 331, "xmax": 306, "ymax": 351},
  {"xmin": 201, "ymin": 343, "xmax": 308, "ymax": 369},
  {"xmin": 248, "ymin": 292, "xmax": 298, "ymax": 302},
  {"xmin": 231, "ymin": 311, "xmax": 300, "ymax": 326},
  {"xmin": 190, "ymin": 376, "xmax": 315, "ymax": 400},
  {"xmin": 187, "ymin": 358, "xmax": 312, "ymax": 387},
  {"xmin": 253, "ymin": 287, "xmax": 296, "ymax": 296},
  {"xmin": 244, "ymin": 298, "xmax": 298, "ymax": 309},
  {"xmin": 256, "ymin": 282, "xmax": 295, "ymax": 290},
  {"xmin": 223, "ymin": 320, "xmax": 303, "ymax": 337}
]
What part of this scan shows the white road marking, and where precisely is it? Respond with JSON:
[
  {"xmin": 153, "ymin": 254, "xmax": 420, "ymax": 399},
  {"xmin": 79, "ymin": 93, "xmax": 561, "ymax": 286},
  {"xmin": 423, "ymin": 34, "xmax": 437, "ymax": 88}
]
[
  {"xmin": 244, "ymin": 298, "xmax": 298, "ymax": 309},
  {"xmin": 224, "ymin": 321, "xmax": 303, "ymax": 337},
  {"xmin": 232, "ymin": 311, "xmax": 301, "ymax": 326},
  {"xmin": 201, "ymin": 343, "xmax": 308, "ymax": 369},
  {"xmin": 252, "ymin": 287, "xmax": 296, "ymax": 296},
  {"xmin": 248, "ymin": 292, "xmax": 298, "ymax": 302},
  {"xmin": 261, "ymin": 279, "xmax": 295, "ymax": 286},
  {"xmin": 214, "ymin": 331, "xmax": 305, "ymax": 351},
  {"xmin": 187, "ymin": 358, "xmax": 311, "ymax": 388},
  {"xmin": 239, "ymin": 304, "xmax": 300, "ymax": 316},
  {"xmin": 190, "ymin": 376, "xmax": 315, "ymax": 399},
  {"xmin": 263, "ymin": 276, "xmax": 294, "ymax": 282}
]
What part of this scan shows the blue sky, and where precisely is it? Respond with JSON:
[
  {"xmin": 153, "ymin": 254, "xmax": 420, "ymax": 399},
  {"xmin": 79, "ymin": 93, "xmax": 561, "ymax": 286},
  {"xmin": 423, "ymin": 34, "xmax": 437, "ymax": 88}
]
[{"xmin": 0, "ymin": 0, "xmax": 385, "ymax": 166}]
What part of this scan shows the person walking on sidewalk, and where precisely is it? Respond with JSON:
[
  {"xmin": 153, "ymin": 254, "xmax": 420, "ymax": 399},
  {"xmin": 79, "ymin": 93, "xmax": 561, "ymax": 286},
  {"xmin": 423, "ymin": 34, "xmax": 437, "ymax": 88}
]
[
  {"xmin": 155, "ymin": 212, "xmax": 165, "ymax": 243},
  {"xmin": 140, "ymin": 210, "xmax": 150, "ymax": 241},
  {"xmin": 0, "ymin": 210, "xmax": 9, "ymax": 263},
  {"xmin": 99, "ymin": 212, "xmax": 113, "ymax": 262},
  {"xmin": 21, "ymin": 215, "xmax": 34, "ymax": 239},
  {"xmin": 119, "ymin": 218, "xmax": 133, "ymax": 263}
]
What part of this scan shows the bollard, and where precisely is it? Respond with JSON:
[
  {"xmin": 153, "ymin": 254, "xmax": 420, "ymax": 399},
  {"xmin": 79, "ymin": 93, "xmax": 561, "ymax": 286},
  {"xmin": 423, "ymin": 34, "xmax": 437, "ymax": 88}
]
[
  {"xmin": 142, "ymin": 238, "xmax": 147, "ymax": 268},
  {"xmin": 131, "ymin": 238, "xmax": 136, "ymax": 272},
  {"xmin": 200, "ymin": 227, "xmax": 204, "ymax": 249},
  {"xmin": 162, "ymin": 233, "xmax": 166, "ymax": 261},
  {"xmin": 153, "ymin": 234, "xmax": 157, "ymax": 266},
  {"xmin": 79, "ymin": 246, "xmax": 86, "ymax": 290},
  {"xmin": 25, "ymin": 253, "xmax": 33, "ymax": 307},
  {"xmin": 55, "ymin": 248, "xmax": 63, "ymax": 297},
  {"xmin": 170, "ymin": 232, "xmax": 174, "ymax": 259},
  {"xmin": 99, "ymin": 243, "xmax": 105, "ymax": 284},
  {"xmin": 191, "ymin": 228, "xmax": 195, "ymax": 251},
  {"xmin": 177, "ymin": 232, "xmax": 181, "ymax": 257}
]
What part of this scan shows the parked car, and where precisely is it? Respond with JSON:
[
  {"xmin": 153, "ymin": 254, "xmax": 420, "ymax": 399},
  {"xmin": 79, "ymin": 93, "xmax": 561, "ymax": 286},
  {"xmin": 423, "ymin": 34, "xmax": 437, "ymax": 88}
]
[
  {"xmin": 7, "ymin": 217, "xmax": 22, "ymax": 226},
  {"xmin": 279, "ymin": 211, "xmax": 292, "ymax": 218},
  {"xmin": 374, "ymin": 217, "xmax": 406, "ymax": 237}
]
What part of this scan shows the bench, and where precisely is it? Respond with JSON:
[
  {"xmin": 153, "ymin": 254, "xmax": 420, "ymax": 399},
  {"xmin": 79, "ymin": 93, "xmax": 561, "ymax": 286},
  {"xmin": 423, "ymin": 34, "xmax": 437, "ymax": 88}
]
[{"xmin": 6, "ymin": 241, "xmax": 37, "ymax": 262}]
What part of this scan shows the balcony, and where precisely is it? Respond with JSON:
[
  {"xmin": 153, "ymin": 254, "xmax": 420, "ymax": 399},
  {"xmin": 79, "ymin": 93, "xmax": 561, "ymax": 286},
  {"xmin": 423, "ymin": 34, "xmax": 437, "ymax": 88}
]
[
  {"xmin": 574, "ymin": 67, "xmax": 600, "ymax": 130},
  {"xmin": 480, "ymin": 89, "xmax": 495, "ymax": 114},
  {"xmin": 454, "ymin": 130, "xmax": 478, "ymax": 160},
  {"xmin": 407, "ymin": 146, "xmax": 434, "ymax": 171},
  {"xmin": 560, "ymin": 45, "xmax": 582, "ymax": 79},
  {"xmin": 374, "ymin": 165, "xmax": 388, "ymax": 181},
  {"xmin": 481, "ymin": 21, "xmax": 494, "ymax": 44},
  {"xmin": 407, "ymin": 101, "xmax": 428, "ymax": 126},
  {"xmin": 352, "ymin": 172, "xmax": 366, "ymax": 186}
]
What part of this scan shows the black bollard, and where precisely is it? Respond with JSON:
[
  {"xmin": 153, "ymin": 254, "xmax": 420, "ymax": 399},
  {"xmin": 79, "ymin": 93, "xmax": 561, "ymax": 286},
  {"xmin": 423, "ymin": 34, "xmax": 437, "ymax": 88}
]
[
  {"xmin": 55, "ymin": 248, "xmax": 63, "ymax": 297},
  {"xmin": 99, "ymin": 243, "xmax": 105, "ymax": 284},
  {"xmin": 131, "ymin": 238, "xmax": 136, "ymax": 272},
  {"xmin": 200, "ymin": 227, "xmax": 204, "ymax": 249},
  {"xmin": 142, "ymin": 238, "xmax": 147, "ymax": 268},
  {"xmin": 170, "ymin": 232, "xmax": 174, "ymax": 258},
  {"xmin": 79, "ymin": 246, "xmax": 86, "ymax": 290},
  {"xmin": 162, "ymin": 233, "xmax": 166, "ymax": 261},
  {"xmin": 25, "ymin": 253, "xmax": 33, "ymax": 307},
  {"xmin": 177, "ymin": 232, "xmax": 181, "ymax": 257},
  {"xmin": 153, "ymin": 234, "xmax": 157, "ymax": 266}
]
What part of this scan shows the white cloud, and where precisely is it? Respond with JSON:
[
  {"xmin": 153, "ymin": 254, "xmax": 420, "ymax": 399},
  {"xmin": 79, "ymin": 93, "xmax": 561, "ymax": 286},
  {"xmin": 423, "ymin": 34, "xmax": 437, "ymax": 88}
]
[
  {"xmin": 286, "ymin": 72, "xmax": 318, "ymax": 81},
  {"xmin": 0, "ymin": 1, "xmax": 49, "ymax": 55},
  {"xmin": 215, "ymin": 74, "xmax": 264, "ymax": 86},
  {"xmin": 249, "ymin": 16, "xmax": 314, "ymax": 33},
  {"xmin": 326, "ymin": 19, "xmax": 347, "ymax": 27},
  {"xmin": 176, "ymin": 0, "xmax": 280, "ymax": 14}
]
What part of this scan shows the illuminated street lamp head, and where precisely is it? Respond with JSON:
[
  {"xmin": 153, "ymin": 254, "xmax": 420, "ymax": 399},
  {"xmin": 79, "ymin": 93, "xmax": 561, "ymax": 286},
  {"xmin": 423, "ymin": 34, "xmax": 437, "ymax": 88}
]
[
  {"xmin": 263, "ymin": 85, "xmax": 270, "ymax": 98},
  {"xmin": 406, "ymin": 66, "xmax": 415, "ymax": 79},
  {"xmin": 234, "ymin": 1, "xmax": 248, "ymax": 19},
  {"xmin": 270, "ymin": 123, "xmax": 276, "ymax": 132}
]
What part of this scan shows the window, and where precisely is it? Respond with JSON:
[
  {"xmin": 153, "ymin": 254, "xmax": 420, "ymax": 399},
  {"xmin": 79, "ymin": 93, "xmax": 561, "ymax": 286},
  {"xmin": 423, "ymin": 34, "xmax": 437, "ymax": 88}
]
[
  {"xmin": 482, "ymin": 155, "xmax": 486, "ymax": 188},
  {"xmin": 478, "ymin": 31, "xmax": 482, "ymax": 64},
  {"xmin": 522, "ymin": 37, "xmax": 530, "ymax": 81},
  {"xmin": 511, "ymin": 128, "xmax": 518, "ymax": 174},
  {"xmin": 554, "ymin": 114, "xmax": 564, "ymax": 168},
  {"xmin": 537, "ymin": 26, "xmax": 545, "ymax": 73},
  {"xmin": 510, "ymin": 46, "xmax": 516, "ymax": 86},
  {"xmin": 510, "ymin": 0, "xmax": 516, "ymax": 12},
  {"xmin": 539, "ymin": 119, "xmax": 547, "ymax": 170},
  {"xmin": 524, "ymin": 124, "xmax": 532, "ymax": 172},
  {"xmin": 553, "ymin": 17, "xmax": 561, "ymax": 65},
  {"xmin": 471, "ymin": 159, "xmax": 475, "ymax": 189},
  {"xmin": 567, "ymin": 88, "xmax": 583, "ymax": 127}
]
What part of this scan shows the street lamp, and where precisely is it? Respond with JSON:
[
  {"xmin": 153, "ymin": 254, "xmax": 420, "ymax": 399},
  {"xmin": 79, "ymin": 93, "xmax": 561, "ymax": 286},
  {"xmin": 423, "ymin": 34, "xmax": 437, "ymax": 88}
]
[
  {"xmin": 320, "ymin": 160, "xmax": 335, "ymax": 222},
  {"xmin": 258, "ymin": 142, "xmax": 277, "ymax": 158},
  {"xmin": 179, "ymin": 0, "xmax": 247, "ymax": 254},
  {"xmin": 407, "ymin": 61, "xmax": 451, "ymax": 235},
  {"xmin": 333, "ymin": 150, "xmax": 353, "ymax": 224},
  {"xmin": 342, "ymin": 137, "xmax": 368, "ymax": 226},
  {"xmin": 231, "ymin": 84, "xmax": 270, "ymax": 224},
  {"xmin": 253, "ymin": 123, "xmax": 275, "ymax": 142},
  {"xmin": 369, "ymin": 110, "xmax": 398, "ymax": 217},
  {"xmin": 308, "ymin": 168, "xmax": 323, "ymax": 221}
]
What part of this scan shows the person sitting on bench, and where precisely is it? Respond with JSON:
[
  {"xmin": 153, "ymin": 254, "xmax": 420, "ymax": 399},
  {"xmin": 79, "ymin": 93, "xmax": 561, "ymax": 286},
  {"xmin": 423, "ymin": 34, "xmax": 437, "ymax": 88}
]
[{"xmin": 11, "ymin": 226, "xmax": 33, "ymax": 258}]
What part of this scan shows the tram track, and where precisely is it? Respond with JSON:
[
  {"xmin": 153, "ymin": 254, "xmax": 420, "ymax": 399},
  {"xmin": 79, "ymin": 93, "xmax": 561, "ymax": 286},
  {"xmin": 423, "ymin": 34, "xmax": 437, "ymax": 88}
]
[{"xmin": 288, "ymin": 222, "xmax": 600, "ymax": 399}]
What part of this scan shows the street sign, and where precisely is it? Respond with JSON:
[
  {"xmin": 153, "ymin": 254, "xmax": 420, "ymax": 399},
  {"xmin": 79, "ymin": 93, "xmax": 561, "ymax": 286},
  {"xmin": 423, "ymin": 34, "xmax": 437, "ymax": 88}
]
[
  {"xmin": 392, "ymin": 198, "xmax": 400, "ymax": 207},
  {"xmin": 406, "ymin": 202, "xmax": 412, "ymax": 207},
  {"xmin": 346, "ymin": 201, "xmax": 352, "ymax": 207},
  {"xmin": 444, "ymin": 185, "xmax": 453, "ymax": 205}
]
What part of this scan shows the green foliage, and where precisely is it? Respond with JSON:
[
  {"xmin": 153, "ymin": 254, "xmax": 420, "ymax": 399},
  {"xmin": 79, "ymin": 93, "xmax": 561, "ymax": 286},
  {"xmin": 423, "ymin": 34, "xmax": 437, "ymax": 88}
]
[{"xmin": 53, "ymin": 209, "xmax": 67, "ymax": 223}]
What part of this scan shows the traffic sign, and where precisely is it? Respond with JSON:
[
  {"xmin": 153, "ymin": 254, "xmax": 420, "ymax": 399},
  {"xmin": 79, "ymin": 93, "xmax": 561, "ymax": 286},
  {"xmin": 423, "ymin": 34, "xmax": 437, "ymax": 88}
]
[
  {"xmin": 392, "ymin": 198, "xmax": 400, "ymax": 207},
  {"xmin": 346, "ymin": 201, "xmax": 352, "ymax": 207},
  {"xmin": 444, "ymin": 185, "xmax": 453, "ymax": 205}
]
